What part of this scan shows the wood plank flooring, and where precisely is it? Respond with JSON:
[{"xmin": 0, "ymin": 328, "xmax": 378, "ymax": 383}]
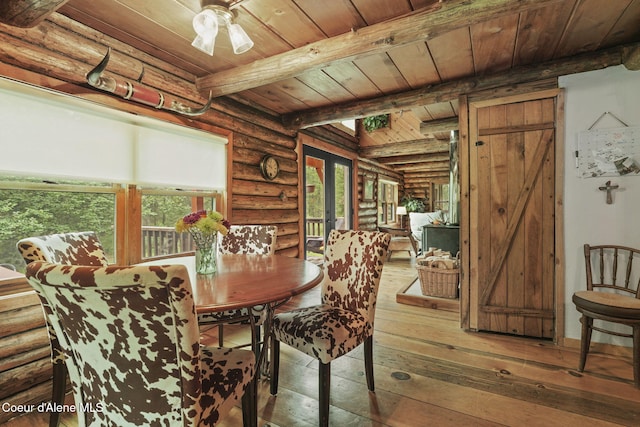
[{"xmin": 4, "ymin": 254, "xmax": 640, "ymax": 426}]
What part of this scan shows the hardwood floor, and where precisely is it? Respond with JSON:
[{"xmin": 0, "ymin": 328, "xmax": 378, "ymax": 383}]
[{"xmin": 5, "ymin": 255, "xmax": 640, "ymax": 426}]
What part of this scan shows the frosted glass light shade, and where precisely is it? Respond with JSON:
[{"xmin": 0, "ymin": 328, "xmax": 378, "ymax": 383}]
[
  {"xmin": 192, "ymin": 9, "xmax": 219, "ymax": 55},
  {"xmin": 192, "ymin": 34, "xmax": 215, "ymax": 55},
  {"xmin": 228, "ymin": 23, "xmax": 254, "ymax": 54}
]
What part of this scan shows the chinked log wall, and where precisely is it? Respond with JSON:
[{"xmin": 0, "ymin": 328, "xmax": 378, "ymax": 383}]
[{"xmin": 0, "ymin": 13, "xmax": 299, "ymax": 421}]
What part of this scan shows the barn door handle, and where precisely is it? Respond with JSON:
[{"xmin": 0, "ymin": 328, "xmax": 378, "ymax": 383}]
[{"xmin": 475, "ymin": 141, "xmax": 484, "ymax": 146}]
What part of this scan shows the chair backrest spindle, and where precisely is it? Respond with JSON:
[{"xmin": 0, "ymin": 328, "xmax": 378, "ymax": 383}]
[
  {"xmin": 627, "ymin": 250, "xmax": 635, "ymax": 290},
  {"xmin": 584, "ymin": 244, "xmax": 640, "ymax": 298}
]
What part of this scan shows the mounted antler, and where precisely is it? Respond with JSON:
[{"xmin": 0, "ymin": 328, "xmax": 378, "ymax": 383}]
[{"xmin": 86, "ymin": 48, "xmax": 212, "ymax": 116}]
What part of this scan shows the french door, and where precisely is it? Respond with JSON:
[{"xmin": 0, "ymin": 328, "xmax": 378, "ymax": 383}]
[{"xmin": 303, "ymin": 146, "xmax": 352, "ymax": 260}]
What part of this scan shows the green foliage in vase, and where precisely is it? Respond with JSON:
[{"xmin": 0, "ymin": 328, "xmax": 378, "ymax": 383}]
[{"xmin": 362, "ymin": 114, "xmax": 389, "ymax": 133}]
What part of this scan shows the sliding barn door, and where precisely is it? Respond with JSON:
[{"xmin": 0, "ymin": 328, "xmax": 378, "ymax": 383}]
[{"xmin": 469, "ymin": 94, "xmax": 557, "ymax": 339}]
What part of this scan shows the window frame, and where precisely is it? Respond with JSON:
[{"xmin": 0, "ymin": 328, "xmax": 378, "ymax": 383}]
[
  {"xmin": 0, "ymin": 179, "xmax": 226, "ymax": 267},
  {"xmin": 378, "ymin": 180, "xmax": 398, "ymax": 226},
  {"xmin": 0, "ymin": 178, "xmax": 124, "ymax": 268}
]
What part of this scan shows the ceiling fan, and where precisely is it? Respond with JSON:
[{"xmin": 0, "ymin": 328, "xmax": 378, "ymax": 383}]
[{"xmin": 191, "ymin": 0, "xmax": 254, "ymax": 56}]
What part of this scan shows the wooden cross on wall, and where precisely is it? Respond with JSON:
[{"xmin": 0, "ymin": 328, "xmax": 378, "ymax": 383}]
[{"xmin": 598, "ymin": 180, "xmax": 619, "ymax": 204}]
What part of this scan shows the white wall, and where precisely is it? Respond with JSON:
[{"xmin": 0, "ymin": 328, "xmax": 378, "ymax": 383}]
[{"xmin": 560, "ymin": 65, "xmax": 640, "ymax": 345}]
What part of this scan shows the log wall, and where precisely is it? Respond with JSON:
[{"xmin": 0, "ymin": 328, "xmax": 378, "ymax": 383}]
[{"xmin": 0, "ymin": 287, "xmax": 51, "ymax": 424}]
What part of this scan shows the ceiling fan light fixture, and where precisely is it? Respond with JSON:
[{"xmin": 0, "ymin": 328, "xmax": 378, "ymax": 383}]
[
  {"xmin": 191, "ymin": 33, "xmax": 215, "ymax": 56},
  {"xmin": 191, "ymin": 3, "xmax": 253, "ymax": 56},
  {"xmin": 192, "ymin": 9, "xmax": 219, "ymax": 55},
  {"xmin": 228, "ymin": 22, "xmax": 254, "ymax": 54}
]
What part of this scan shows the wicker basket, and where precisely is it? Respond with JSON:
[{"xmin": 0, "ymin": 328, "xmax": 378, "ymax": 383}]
[{"xmin": 416, "ymin": 264, "xmax": 459, "ymax": 299}]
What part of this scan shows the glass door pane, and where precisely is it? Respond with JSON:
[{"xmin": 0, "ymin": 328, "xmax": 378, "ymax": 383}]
[
  {"xmin": 333, "ymin": 161, "xmax": 350, "ymax": 231},
  {"xmin": 305, "ymin": 154, "xmax": 325, "ymax": 262},
  {"xmin": 303, "ymin": 146, "xmax": 352, "ymax": 261}
]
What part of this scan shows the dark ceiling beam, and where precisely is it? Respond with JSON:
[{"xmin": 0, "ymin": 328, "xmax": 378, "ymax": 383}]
[
  {"xmin": 285, "ymin": 42, "xmax": 636, "ymax": 129},
  {"xmin": 396, "ymin": 161, "xmax": 450, "ymax": 172},
  {"xmin": 359, "ymin": 138, "xmax": 448, "ymax": 158},
  {"xmin": 623, "ymin": 45, "xmax": 640, "ymax": 70},
  {"xmin": 404, "ymin": 172, "xmax": 450, "ymax": 182},
  {"xmin": 405, "ymin": 171, "xmax": 450, "ymax": 179},
  {"xmin": 195, "ymin": 0, "xmax": 563, "ymax": 96},
  {"xmin": 420, "ymin": 117, "xmax": 459, "ymax": 136},
  {"xmin": 377, "ymin": 153, "xmax": 450, "ymax": 165},
  {"xmin": 0, "ymin": 0, "xmax": 70, "ymax": 28}
]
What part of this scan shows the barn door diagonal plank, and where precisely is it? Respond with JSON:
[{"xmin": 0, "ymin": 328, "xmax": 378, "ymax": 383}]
[{"xmin": 479, "ymin": 128, "xmax": 554, "ymax": 307}]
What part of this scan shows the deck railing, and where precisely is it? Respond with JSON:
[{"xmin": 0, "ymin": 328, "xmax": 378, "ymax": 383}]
[
  {"xmin": 143, "ymin": 219, "xmax": 341, "ymax": 258},
  {"xmin": 306, "ymin": 218, "xmax": 324, "ymax": 237},
  {"xmin": 142, "ymin": 226, "xmax": 195, "ymax": 258},
  {"xmin": 305, "ymin": 217, "xmax": 346, "ymax": 237}
]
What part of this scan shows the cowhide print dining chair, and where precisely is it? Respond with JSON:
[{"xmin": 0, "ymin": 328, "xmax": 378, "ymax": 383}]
[
  {"xmin": 269, "ymin": 229, "xmax": 390, "ymax": 427},
  {"xmin": 24, "ymin": 261, "xmax": 257, "ymax": 427},
  {"xmin": 218, "ymin": 225, "xmax": 278, "ymax": 256},
  {"xmin": 199, "ymin": 225, "xmax": 278, "ymax": 353},
  {"xmin": 16, "ymin": 232, "xmax": 109, "ymax": 427}
]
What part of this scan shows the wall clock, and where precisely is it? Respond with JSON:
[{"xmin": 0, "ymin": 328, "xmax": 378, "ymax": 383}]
[{"xmin": 260, "ymin": 154, "xmax": 280, "ymax": 180}]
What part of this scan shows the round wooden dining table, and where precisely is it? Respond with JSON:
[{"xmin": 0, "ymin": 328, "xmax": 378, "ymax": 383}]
[
  {"xmin": 141, "ymin": 254, "xmax": 322, "ymax": 422},
  {"xmin": 141, "ymin": 254, "xmax": 323, "ymax": 314}
]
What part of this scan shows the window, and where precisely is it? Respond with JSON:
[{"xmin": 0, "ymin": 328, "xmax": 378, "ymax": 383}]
[
  {"xmin": 140, "ymin": 189, "xmax": 222, "ymax": 259},
  {"xmin": 0, "ymin": 77, "xmax": 228, "ymax": 266},
  {"xmin": 432, "ymin": 183, "xmax": 450, "ymax": 212},
  {"xmin": 0, "ymin": 177, "xmax": 120, "ymax": 272},
  {"xmin": 378, "ymin": 180, "xmax": 398, "ymax": 225}
]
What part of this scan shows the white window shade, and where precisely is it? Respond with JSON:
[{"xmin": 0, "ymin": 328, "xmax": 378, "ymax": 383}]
[
  {"xmin": 135, "ymin": 126, "xmax": 226, "ymax": 190},
  {"xmin": 0, "ymin": 78, "xmax": 227, "ymax": 190},
  {"xmin": 0, "ymin": 82, "xmax": 134, "ymax": 183}
]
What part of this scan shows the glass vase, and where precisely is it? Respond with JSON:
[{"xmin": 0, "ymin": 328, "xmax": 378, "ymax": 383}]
[{"xmin": 195, "ymin": 238, "xmax": 217, "ymax": 275}]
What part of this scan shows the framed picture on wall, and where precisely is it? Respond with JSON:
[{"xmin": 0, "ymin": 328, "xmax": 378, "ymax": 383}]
[{"xmin": 363, "ymin": 175, "xmax": 375, "ymax": 201}]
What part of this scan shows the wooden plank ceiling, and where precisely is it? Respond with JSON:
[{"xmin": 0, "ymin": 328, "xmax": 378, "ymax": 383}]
[{"xmin": 2, "ymin": 0, "xmax": 640, "ymax": 193}]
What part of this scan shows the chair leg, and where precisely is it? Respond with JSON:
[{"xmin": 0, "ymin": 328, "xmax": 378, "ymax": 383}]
[
  {"xmin": 218, "ymin": 324, "xmax": 224, "ymax": 347},
  {"xmin": 319, "ymin": 362, "xmax": 330, "ymax": 427},
  {"xmin": 252, "ymin": 324, "xmax": 261, "ymax": 355},
  {"xmin": 270, "ymin": 337, "xmax": 280, "ymax": 396},
  {"xmin": 364, "ymin": 335, "xmax": 375, "ymax": 392},
  {"xmin": 241, "ymin": 378, "xmax": 257, "ymax": 427},
  {"xmin": 257, "ymin": 325, "xmax": 272, "ymax": 377},
  {"xmin": 49, "ymin": 362, "xmax": 67, "ymax": 427},
  {"xmin": 633, "ymin": 326, "xmax": 640, "ymax": 388},
  {"xmin": 578, "ymin": 315, "xmax": 593, "ymax": 372}
]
